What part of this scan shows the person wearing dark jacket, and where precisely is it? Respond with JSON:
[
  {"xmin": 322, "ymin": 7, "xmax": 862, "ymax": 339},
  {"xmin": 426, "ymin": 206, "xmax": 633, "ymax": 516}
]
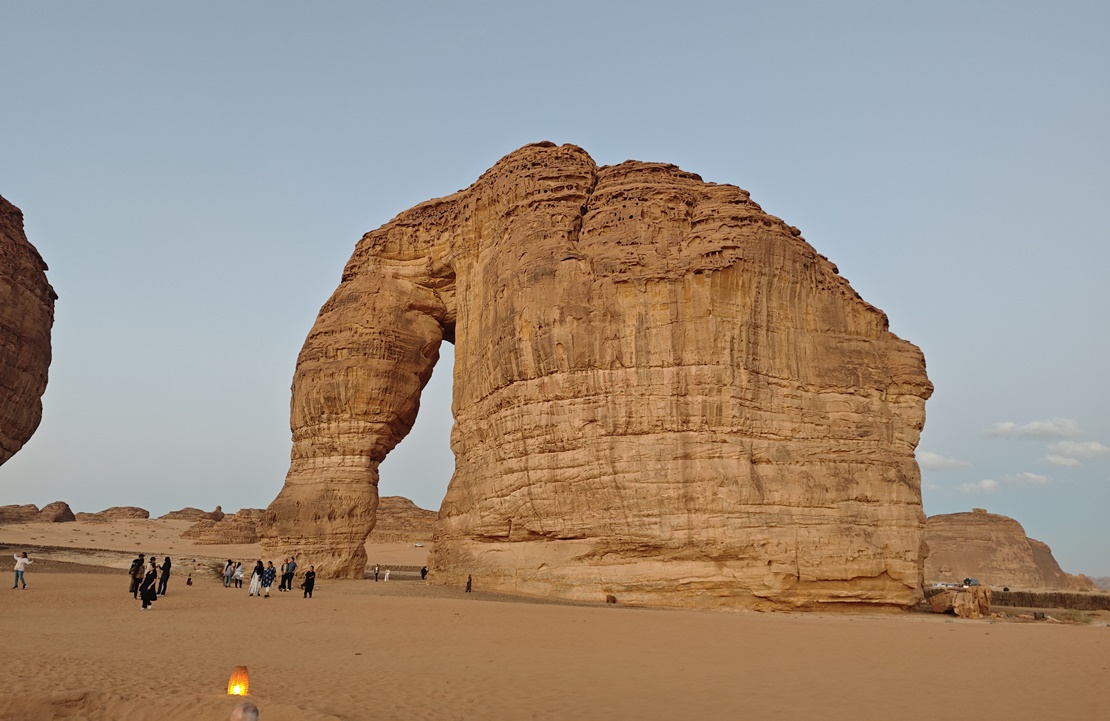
[
  {"xmin": 157, "ymin": 556, "xmax": 171, "ymax": 596},
  {"xmin": 302, "ymin": 566, "xmax": 316, "ymax": 598},
  {"xmin": 128, "ymin": 553, "xmax": 145, "ymax": 598},
  {"xmin": 139, "ymin": 559, "xmax": 158, "ymax": 609}
]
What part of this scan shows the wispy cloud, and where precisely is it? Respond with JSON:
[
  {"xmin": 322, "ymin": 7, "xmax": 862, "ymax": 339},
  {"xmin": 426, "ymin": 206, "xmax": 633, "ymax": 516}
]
[
  {"xmin": 917, "ymin": 451, "xmax": 972, "ymax": 470},
  {"xmin": 1004, "ymin": 471, "xmax": 1051, "ymax": 487},
  {"xmin": 1048, "ymin": 440, "xmax": 1110, "ymax": 457},
  {"xmin": 986, "ymin": 418, "xmax": 1081, "ymax": 439},
  {"xmin": 958, "ymin": 478, "xmax": 999, "ymax": 494},
  {"xmin": 1045, "ymin": 455, "xmax": 1081, "ymax": 467},
  {"xmin": 955, "ymin": 472, "xmax": 1050, "ymax": 494}
]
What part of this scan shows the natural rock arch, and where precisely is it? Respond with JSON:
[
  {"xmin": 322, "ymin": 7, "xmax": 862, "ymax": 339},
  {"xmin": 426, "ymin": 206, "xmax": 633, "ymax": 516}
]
[{"xmin": 260, "ymin": 143, "xmax": 933, "ymax": 609}]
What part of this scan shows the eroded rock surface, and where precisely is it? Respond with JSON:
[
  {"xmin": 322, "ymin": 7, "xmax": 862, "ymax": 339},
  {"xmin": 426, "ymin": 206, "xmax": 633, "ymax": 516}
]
[
  {"xmin": 261, "ymin": 142, "xmax": 932, "ymax": 609},
  {"xmin": 925, "ymin": 509, "xmax": 1082, "ymax": 590},
  {"xmin": 0, "ymin": 195, "xmax": 56, "ymax": 465}
]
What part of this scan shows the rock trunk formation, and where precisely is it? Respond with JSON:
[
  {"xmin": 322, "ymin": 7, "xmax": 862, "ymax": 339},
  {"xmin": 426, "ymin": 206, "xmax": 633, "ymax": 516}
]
[
  {"xmin": 0, "ymin": 195, "xmax": 56, "ymax": 465},
  {"xmin": 261, "ymin": 142, "xmax": 933, "ymax": 609}
]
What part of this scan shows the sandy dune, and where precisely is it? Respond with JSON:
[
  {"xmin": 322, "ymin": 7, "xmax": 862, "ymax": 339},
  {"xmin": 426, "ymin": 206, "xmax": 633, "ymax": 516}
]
[{"xmin": 0, "ymin": 521, "xmax": 1107, "ymax": 720}]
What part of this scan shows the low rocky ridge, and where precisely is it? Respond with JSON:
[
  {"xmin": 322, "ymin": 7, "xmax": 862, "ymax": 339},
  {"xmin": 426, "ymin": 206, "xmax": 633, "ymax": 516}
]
[
  {"xmin": 159, "ymin": 506, "xmax": 225, "ymax": 522},
  {"xmin": 182, "ymin": 508, "xmax": 263, "ymax": 544},
  {"xmin": 74, "ymin": 507, "xmax": 150, "ymax": 522},
  {"xmin": 0, "ymin": 502, "xmax": 75, "ymax": 523},
  {"xmin": 924, "ymin": 508, "xmax": 1093, "ymax": 590}
]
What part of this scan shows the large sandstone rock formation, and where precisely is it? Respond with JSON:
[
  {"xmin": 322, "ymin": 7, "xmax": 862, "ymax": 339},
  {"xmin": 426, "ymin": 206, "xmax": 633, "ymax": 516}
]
[
  {"xmin": 0, "ymin": 195, "xmax": 56, "ymax": 465},
  {"xmin": 261, "ymin": 142, "xmax": 933, "ymax": 609},
  {"xmin": 925, "ymin": 508, "xmax": 1082, "ymax": 590}
]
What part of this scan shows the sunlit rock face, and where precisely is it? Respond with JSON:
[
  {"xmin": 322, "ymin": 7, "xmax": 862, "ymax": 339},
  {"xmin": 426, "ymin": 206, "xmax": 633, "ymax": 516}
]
[
  {"xmin": 0, "ymin": 195, "xmax": 55, "ymax": 466},
  {"xmin": 261, "ymin": 143, "xmax": 933, "ymax": 609},
  {"xmin": 925, "ymin": 509, "xmax": 1081, "ymax": 590}
]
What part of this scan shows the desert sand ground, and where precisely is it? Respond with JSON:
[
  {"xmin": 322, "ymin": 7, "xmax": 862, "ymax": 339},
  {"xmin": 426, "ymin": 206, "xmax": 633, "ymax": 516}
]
[{"xmin": 0, "ymin": 520, "xmax": 1107, "ymax": 721}]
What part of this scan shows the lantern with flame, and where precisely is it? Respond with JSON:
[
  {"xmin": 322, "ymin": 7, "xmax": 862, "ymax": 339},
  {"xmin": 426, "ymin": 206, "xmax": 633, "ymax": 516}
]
[{"xmin": 227, "ymin": 666, "xmax": 249, "ymax": 696}]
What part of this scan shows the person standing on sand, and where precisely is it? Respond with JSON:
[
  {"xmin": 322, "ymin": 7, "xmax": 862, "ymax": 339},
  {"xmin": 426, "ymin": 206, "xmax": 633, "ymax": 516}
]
[
  {"xmin": 12, "ymin": 552, "xmax": 32, "ymax": 589},
  {"xmin": 384, "ymin": 569, "xmax": 390, "ymax": 582},
  {"xmin": 223, "ymin": 560, "xmax": 235, "ymax": 588},
  {"xmin": 157, "ymin": 556, "xmax": 171, "ymax": 596},
  {"xmin": 139, "ymin": 558, "xmax": 158, "ymax": 609},
  {"xmin": 261, "ymin": 561, "xmax": 277, "ymax": 597},
  {"xmin": 302, "ymin": 566, "xmax": 315, "ymax": 598},
  {"xmin": 283, "ymin": 556, "xmax": 297, "ymax": 592},
  {"xmin": 248, "ymin": 560, "xmax": 264, "ymax": 597},
  {"xmin": 278, "ymin": 558, "xmax": 288, "ymax": 591},
  {"xmin": 421, "ymin": 566, "xmax": 428, "ymax": 580},
  {"xmin": 233, "ymin": 562, "xmax": 244, "ymax": 589},
  {"xmin": 129, "ymin": 553, "xmax": 145, "ymax": 598},
  {"xmin": 373, "ymin": 564, "xmax": 379, "ymax": 582},
  {"xmin": 465, "ymin": 575, "xmax": 472, "ymax": 593}
]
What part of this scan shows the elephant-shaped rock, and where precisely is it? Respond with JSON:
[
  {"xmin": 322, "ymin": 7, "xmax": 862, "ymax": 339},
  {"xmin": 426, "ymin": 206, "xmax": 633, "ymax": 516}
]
[{"xmin": 261, "ymin": 143, "xmax": 933, "ymax": 609}]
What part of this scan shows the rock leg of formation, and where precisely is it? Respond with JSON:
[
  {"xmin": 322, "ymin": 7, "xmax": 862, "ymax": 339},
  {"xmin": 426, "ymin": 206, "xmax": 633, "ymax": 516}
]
[
  {"xmin": 261, "ymin": 142, "xmax": 933, "ymax": 609},
  {"xmin": 0, "ymin": 195, "xmax": 56, "ymax": 466}
]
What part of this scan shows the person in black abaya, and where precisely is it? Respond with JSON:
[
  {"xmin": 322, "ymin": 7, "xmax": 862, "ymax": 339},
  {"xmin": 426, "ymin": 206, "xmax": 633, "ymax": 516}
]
[
  {"xmin": 157, "ymin": 556, "xmax": 171, "ymax": 596},
  {"xmin": 140, "ymin": 558, "xmax": 158, "ymax": 609}
]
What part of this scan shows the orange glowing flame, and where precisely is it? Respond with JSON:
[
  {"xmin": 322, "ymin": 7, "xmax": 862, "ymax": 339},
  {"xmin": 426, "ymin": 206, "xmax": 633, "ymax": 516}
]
[{"xmin": 227, "ymin": 666, "xmax": 249, "ymax": 696}]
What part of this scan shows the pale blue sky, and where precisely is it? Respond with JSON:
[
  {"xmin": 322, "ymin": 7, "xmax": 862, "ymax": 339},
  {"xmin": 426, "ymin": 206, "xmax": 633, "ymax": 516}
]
[{"xmin": 2, "ymin": 2, "xmax": 1107, "ymax": 575}]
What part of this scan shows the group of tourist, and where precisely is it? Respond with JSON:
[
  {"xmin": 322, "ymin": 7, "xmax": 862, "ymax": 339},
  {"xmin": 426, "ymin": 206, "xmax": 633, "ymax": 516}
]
[
  {"xmin": 224, "ymin": 557, "xmax": 316, "ymax": 598},
  {"xmin": 127, "ymin": 553, "xmax": 172, "ymax": 609}
]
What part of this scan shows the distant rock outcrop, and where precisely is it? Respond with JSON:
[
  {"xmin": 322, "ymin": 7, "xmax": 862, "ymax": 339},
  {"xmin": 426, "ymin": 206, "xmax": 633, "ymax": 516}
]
[
  {"xmin": 925, "ymin": 508, "xmax": 1085, "ymax": 590},
  {"xmin": 39, "ymin": 501, "xmax": 76, "ymax": 523},
  {"xmin": 0, "ymin": 502, "xmax": 75, "ymax": 524},
  {"xmin": 260, "ymin": 142, "xmax": 933, "ymax": 610},
  {"xmin": 365, "ymin": 497, "xmax": 436, "ymax": 543},
  {"xmin": 160, "ymin": 506, "xmax": 224, "ymax": 522},
  {"xmin": 0, "ymin": 195, "xmax": 56, "ymax": 466},
  {"xmin": 182, "ymin": 509, "xmax": 263, "ymax": 544},
  {"xmin": 75, "ymin": 507, "xmax": 150, "ymax": 522}
]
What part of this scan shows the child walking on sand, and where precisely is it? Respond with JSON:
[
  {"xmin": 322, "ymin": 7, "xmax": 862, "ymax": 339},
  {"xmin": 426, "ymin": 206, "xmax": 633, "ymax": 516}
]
[{"xmin": 13, "ymin": 552, "xmax": 32, "ymax": 589}]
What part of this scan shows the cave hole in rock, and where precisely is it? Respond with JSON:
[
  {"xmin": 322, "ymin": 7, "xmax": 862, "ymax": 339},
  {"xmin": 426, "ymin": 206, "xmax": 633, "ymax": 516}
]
[{"xmin": 376, "ymin": 342, "xmax": 455, "ymax": 515}]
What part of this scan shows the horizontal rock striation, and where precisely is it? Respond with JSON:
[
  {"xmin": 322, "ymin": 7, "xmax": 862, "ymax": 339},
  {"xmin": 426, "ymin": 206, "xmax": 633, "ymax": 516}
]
[
  {"xmin": 261, "ymin": 142, "xmax": 932, "ymax": 609},
  {"xmin": 0, "ymin": 195, "xmax": 56, "ymax": 466}
]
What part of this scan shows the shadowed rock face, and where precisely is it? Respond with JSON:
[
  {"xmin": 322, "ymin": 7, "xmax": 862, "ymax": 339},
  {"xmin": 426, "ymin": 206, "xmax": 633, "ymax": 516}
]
[
  {"xmin": 261, "ymin": 142, "xmax": 933, "ymax": 609},
  {"xmin": 0, "ymin": 195, "xmax": 56, "ymax": 466}
]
